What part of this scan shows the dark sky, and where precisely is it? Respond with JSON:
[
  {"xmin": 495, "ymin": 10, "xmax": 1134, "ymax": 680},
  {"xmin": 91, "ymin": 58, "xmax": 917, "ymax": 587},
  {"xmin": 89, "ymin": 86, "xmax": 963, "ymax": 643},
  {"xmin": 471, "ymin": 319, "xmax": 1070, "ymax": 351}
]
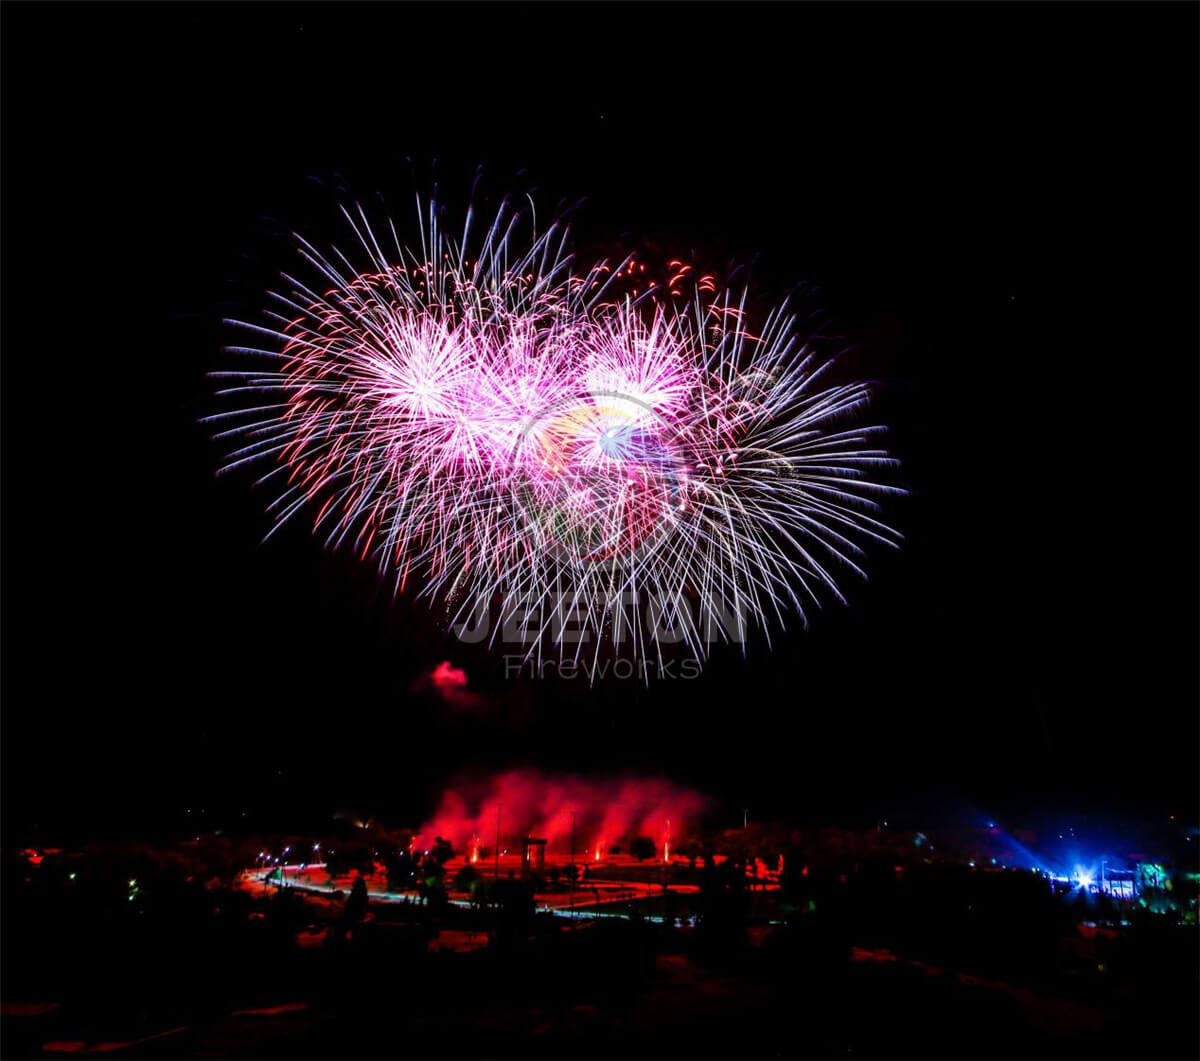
[{"xmin": 3, "ymin": 2, "xmax": 1197, "ymax": 840}]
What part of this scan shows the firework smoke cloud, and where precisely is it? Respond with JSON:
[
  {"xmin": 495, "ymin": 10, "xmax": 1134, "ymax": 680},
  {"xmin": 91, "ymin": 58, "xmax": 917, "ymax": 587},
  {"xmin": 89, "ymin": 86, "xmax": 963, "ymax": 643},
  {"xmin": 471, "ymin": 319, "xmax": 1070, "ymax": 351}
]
[
  {"xmin": 417, "ymin": 769, "xmax": 709, "ymax": 860},
  {"xmin": 210, "ymin": 193, "xmax": 903, "ymax": 674}
]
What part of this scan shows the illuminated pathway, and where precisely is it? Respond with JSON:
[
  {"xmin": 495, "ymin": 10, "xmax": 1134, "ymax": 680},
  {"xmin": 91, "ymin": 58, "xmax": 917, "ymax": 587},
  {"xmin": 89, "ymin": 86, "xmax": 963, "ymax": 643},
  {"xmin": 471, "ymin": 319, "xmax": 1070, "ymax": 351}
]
[{"xmin": 235, "ymin": 864, "xmax": 710, "ymax": 923}]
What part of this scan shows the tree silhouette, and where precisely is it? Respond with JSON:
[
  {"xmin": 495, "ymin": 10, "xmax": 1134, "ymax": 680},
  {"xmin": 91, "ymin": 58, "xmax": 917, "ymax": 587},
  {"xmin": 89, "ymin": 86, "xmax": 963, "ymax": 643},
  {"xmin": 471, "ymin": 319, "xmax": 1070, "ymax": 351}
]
[
  {"xmin": 629, "ymin": 836, "xmax": 656, "ymax": 861},
  {"xmin": 452, "ymin": 865, "xmax": 479, "ymax": 893},
  {"xmin": 343, "ymin": 876, "xmax": 368, "ymax": 925}
]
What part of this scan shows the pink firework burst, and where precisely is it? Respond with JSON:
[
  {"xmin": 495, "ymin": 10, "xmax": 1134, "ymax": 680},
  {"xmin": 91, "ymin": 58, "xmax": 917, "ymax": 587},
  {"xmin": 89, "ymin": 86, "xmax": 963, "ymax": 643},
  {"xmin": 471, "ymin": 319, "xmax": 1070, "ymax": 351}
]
[{"xmin": 210, "ymin": 196, "xmax": 903, "ymax": 674}]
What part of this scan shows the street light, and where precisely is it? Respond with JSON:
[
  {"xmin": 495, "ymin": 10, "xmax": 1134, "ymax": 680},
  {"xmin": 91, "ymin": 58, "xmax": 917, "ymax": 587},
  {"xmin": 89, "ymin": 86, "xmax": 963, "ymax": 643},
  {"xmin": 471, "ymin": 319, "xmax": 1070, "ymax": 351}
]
[
  {"xmin": 569, "ymin": 811, "xmax": 577, "ymax": 920},
  {"xmin": 494, "ymin": 804, "xmax": 502, "ymax": 882}
]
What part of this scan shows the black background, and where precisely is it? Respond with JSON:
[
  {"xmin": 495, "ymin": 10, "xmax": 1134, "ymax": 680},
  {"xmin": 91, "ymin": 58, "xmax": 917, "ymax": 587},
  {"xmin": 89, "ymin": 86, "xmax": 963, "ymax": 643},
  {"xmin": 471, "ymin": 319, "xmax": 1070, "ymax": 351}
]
[{"xmin": 3, "ymin": 2, "xmax": 1197, "ymax": 839}]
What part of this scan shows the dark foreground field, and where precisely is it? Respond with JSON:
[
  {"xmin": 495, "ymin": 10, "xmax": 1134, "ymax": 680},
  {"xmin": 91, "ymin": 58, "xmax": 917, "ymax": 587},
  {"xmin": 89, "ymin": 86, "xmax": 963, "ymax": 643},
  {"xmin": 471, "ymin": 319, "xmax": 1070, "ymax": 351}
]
[{"xmin": 3, "ymin": 854, "xmax": 1197, "ymax": 1059}]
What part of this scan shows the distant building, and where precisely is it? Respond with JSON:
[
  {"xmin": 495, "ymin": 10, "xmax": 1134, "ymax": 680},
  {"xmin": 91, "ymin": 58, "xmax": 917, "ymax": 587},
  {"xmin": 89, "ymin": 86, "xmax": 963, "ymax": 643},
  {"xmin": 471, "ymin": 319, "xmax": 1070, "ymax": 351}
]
[{"xmin": 521, "ymin": 837, "xmax": 547, "ymax": 875}]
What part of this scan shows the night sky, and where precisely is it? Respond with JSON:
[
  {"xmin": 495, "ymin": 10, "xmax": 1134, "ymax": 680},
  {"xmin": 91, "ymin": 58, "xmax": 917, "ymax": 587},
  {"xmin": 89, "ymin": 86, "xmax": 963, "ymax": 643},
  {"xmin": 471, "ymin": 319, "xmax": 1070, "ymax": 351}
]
[{"xmin": 4, "ymin": 3, "xmax": 1196, "ymax": 840}]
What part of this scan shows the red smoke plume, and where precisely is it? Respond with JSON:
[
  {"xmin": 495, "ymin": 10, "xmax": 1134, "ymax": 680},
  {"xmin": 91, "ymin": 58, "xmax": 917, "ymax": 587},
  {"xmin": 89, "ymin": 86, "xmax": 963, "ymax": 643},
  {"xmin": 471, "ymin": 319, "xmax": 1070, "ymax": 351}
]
[
  {"xmin": 417, "ymin": 770, "xmax": 708, "ymax": 856},
  {"xmin": 431, "ymin": 660, "xmax": 468, "ymax": 691},
  {"xmin": 413, "ymin": 660, "xmax": 486, "ymax": 712}
]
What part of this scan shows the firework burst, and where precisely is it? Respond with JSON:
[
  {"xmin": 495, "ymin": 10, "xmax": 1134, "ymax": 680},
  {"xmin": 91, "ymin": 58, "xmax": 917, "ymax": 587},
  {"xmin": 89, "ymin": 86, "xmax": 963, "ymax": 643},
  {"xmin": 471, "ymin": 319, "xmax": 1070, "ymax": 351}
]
[{"xmin": 210, "ymin": 196, "xmax": 903, "ymax": 674}]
